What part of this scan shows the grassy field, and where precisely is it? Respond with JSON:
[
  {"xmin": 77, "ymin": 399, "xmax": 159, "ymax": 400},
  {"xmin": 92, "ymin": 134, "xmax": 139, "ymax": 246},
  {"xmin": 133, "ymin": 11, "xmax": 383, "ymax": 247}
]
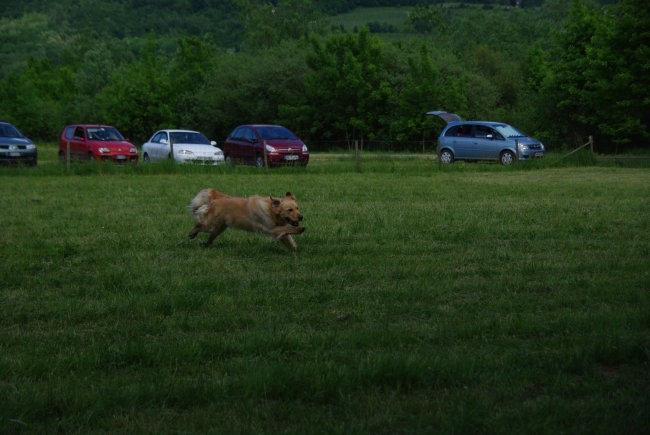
[
  {"xmin": 1, "ymin": 150, "xmax": 649, "ymax": 433},
  {"xmin": 331, "ymin": 6, "xmax": 411, "ymax": 32}
]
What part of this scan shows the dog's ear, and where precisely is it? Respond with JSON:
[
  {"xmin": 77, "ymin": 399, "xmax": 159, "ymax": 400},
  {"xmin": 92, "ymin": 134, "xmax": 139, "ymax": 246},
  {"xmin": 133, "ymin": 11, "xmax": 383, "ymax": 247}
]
[
  {"xmin": 270, "ymin": 196, "xmax": 281, "ymax": 208},
  {"xmin": 285, "ymin": 192, "xmax": 296, "ymax": 200}
]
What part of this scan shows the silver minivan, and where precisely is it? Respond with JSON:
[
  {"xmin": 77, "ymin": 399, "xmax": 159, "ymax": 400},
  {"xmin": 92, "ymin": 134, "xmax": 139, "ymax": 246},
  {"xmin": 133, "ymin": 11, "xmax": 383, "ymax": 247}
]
[{"xmin": 429, "ymin": 111, "xmax": 545, "ymax": 165}]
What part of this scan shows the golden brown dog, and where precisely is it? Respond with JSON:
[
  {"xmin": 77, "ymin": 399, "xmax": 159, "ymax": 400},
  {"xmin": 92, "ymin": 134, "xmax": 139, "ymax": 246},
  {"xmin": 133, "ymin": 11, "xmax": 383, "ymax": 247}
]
[{"xmin": 188, "ymin": 188, "xmax": 305, "ymax": 251}]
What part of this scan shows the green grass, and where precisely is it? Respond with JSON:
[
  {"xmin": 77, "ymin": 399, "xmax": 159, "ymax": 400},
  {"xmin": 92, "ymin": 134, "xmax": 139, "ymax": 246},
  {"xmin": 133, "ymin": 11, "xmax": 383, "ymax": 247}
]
[
  {"xmin": 332, "ymin": 6, "xmax": 411, "ymax": 32},
  {"xmin": 1, "ymin": 150, "xmax": 649, "ymax": 433}
]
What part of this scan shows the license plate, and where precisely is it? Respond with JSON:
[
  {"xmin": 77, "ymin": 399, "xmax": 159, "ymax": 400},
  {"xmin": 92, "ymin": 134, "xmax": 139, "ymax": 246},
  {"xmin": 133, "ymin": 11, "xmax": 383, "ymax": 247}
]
[
  {"xmin": 284, "ymin": 155, "xmax": 299, "ymax": 161},
  {"xmin": 115, "ymin": 155, "xmax": 127, "ymax": 160},
  {"xmin": 9, "ymin": 152, "xmax": 21, "ymax": 157},
  {"xmin": 534, "ymin": 153, "xmax": 543, "ymax": 158}
]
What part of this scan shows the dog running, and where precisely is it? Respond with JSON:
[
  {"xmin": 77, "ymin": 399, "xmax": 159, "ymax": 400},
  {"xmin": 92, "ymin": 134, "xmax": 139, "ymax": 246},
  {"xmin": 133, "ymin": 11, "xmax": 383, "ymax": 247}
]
[{"xmin": 188, "ymin": 188, "xmax": 305, "ymax": 251}]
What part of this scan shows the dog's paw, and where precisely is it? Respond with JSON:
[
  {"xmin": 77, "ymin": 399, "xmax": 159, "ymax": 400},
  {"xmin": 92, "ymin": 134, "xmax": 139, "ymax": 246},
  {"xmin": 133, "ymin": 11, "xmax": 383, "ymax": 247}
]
[{"xmin": 296, "ymin": 226, "xmax": 306, "ymax": 234}]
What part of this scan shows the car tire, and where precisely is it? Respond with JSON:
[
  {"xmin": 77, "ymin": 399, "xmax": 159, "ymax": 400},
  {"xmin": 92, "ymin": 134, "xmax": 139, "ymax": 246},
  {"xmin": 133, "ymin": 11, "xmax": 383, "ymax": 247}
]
[
  {"xmin": 439, "ymin": 149, "xmax": 454, "ymax": 164},
  {"xmin": 224, "ymin": 155, "xmax": 233, "ymax": 165},
  {"xmin": 255, "ymin": 155, "xmax": 265, "ymax": 168},
  {"xmin": 500, "ymin": 150, "xmax": 516, "ymax": 165},
  {"xmin": 143, "ymin": 153, "xmax": 150, "ymax": 163}
]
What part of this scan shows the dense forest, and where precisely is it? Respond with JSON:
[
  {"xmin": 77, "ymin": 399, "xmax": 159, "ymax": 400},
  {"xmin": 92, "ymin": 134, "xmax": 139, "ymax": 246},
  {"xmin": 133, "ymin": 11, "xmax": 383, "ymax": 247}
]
[{"xmin": 0, "ymin": 0, "xmax": 646, "ymax": 152}]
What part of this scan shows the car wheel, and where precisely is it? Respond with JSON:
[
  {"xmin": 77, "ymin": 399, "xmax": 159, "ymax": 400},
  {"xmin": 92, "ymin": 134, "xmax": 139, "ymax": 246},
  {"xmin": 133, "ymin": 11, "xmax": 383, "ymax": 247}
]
[
  {"xmin": 439, "ymin": 149, "xmax": 454, "ymax": 164},
  {"xmin": 224, "ymin": 155, "xmax": 233, "ymax": 165},
  {"xmin": 143, "ymin": 153, "xmax": 150, "ymax": 163},
  {"xmin": 255, "ymin": 155, "xmax": 265, "ymax": 168},
  {"xmin": 500, "ymin": 150, "xmax": 516, "ymax": 165}
]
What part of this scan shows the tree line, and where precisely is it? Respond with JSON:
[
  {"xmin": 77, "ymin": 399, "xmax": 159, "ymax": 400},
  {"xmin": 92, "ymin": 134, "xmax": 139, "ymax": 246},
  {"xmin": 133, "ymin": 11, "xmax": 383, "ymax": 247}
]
[{"xmin": 0, "ymin": 0, "xmax": 646, "ymax": 152}]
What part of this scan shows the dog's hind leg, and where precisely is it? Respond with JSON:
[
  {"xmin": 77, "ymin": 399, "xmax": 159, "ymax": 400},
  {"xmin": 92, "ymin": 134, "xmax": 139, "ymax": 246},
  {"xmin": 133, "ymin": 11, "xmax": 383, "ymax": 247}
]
[
  {"xmin": 205, "ymin": 224, "xmax": 227, "ymax": 246},
  {"xmin": 188, "ymin": 224, "xmax": 203, "ymax": 239}
]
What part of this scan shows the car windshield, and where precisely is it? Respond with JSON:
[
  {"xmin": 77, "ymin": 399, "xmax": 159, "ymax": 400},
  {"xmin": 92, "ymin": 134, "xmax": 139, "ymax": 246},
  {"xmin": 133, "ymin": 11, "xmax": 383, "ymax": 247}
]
[
  {"xmin": 88, "ymin": 127, "xmax": 125, "ymax": 141},
  {"xmin": 494, "ymin": 124, "xmax": 526, "ymax": 138},
  {"xmin": 170, "ymin": 131, "xmax": 210, "ymax": 145},
  {"xmin": 0, "ymin": 123, "xmax": 23, "ymax": 138},
  {"xmin": 256, "ymin": 126, "xmax": 297, "ymax": 140}
]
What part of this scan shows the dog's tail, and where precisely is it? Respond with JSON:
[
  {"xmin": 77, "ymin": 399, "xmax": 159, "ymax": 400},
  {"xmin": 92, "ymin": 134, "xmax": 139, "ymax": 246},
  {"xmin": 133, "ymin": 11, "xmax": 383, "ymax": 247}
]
[{"xmin": 189, "ymin": 189, "xmax": 214, "ymax": 222}]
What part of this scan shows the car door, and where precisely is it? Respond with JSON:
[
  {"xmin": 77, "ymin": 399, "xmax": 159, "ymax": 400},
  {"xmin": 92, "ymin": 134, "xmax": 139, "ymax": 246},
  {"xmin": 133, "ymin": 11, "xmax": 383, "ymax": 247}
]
[
  {"xmin": 471, "ymin": 125, "xmax": 497, "ymax": 159},
  {"xmin": 242, "ymin": 127, "xmax": 258, "ymax": 163},
  {"xmin": 474, "ymin": 126, "xmax": 506, "ymax": 160},
  {"xmin": 154, "ymin": 131, "xmax": 169, "ymax": 160},
  {"xmin": 444, "ymin": 124, "xmax": 474, "ymax": 160},
  {"xmin": 225, "ymin": 127, "xmax": 244, "ymax": 162},
  {"xmin": 71, "ymin": 126, "xmax": 88, "ymax": 159}
]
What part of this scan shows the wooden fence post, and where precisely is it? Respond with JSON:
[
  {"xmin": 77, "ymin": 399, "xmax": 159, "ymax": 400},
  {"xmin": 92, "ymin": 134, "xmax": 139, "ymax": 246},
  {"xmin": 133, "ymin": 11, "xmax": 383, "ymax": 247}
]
[
  {"xmin": 354, "ymin": 140, "xmax": 360, "ymax": 171},
  {"xmin": 589, "ymin": 135, "xmax": 594, "ymax": 153},
  {"xmin": 263, "ymin": 140, "xmax": 269, "ymax": 170}
]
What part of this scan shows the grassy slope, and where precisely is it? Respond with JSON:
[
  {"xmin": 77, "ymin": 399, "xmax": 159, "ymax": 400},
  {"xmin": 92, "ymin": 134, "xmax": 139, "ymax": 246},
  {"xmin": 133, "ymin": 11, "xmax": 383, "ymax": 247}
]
[{"xmin": 1, "ymin": 156, "xmax": 649, "ymax": 432}]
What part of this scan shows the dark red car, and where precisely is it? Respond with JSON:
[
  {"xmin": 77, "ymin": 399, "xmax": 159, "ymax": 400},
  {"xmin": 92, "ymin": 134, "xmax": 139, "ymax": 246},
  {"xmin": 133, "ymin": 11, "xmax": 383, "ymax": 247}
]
[
  {"xmin": 222, "ymin": 124, "xmax": 309, "ymax": 167},
  {"xmin": 59, "ymin": 124, "xmax": 138, "ymax": 163}
]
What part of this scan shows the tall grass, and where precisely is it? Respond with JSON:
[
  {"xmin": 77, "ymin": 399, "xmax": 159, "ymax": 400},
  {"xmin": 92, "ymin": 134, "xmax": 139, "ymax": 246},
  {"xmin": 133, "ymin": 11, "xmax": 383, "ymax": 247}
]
[{"xmin": 1, "ymin": 155, "xmax": 648, "ymax": 433}]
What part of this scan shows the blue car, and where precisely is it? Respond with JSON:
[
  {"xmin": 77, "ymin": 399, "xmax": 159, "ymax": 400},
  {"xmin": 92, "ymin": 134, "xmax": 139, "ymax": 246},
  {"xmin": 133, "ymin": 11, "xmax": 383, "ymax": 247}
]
[
  {"xmin": 429, "ymin": 111, "xmax": 545, "ymax": 165},
  {"xmin": 0, "ymin": 121, "xmax": 37, "ymax": 166}
]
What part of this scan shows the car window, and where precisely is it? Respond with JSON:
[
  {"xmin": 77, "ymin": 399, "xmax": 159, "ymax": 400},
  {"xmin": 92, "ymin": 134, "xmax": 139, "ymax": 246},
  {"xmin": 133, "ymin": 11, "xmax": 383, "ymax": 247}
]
[
  {"xmin": 170, "ymin": 131, "xmax": 210, "ymax": 145},
  {"xmin": 445, "ymin": 125, "xmax": 472, "ymax": 137},
  {"xmin": 244, "ymin": 127, "xmax": 256, "ymax": 142},
  {"xmin": 64, "ymin": 126, "xmax": 75, "ymax": 140},
  {"xmin": 228, "ymin": 127, "xmax": 242, "ymax": 139},
  {"xmin": 73, "ymin": 127, "xmax": 85, "ymax": 140},
  {"xmin": 257, "ymin": 126, "xmax": 297, "ymax": 140},
  {"xmin": 152, "ymin": 132, "xmax": 167, "ymax": 143},
  {"xmin": 473, "ymin": 125, "xmax": 493, "ymax": 138},
  {"xmin": 494, "ymin": 124, "xmax": 525, "ymax": 138},
  {"xmin": 0, "ymin": 123, "xmax": 21, "ymax": 138},
  {"xmin": 88, "ymin": 127, "xmax": 124, "ymax": 141}
]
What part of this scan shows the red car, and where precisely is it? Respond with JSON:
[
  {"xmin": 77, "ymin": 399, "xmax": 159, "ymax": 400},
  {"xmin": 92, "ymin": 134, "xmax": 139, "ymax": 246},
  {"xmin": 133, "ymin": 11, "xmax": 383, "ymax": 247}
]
[
  {"xmin": 222, "ymin": 124, "xmax": 309, "ymax": 167},
  {"xmin": 59, "ymin": 124, "xmax": 138, "ymax": 163}
]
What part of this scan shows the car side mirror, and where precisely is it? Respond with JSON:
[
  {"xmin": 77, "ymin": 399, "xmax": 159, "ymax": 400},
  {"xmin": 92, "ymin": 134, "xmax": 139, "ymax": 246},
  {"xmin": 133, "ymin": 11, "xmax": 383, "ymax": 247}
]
[
  {"xmin": 160, "ymin": 138, "xmax": 168, "ymax": 144},
  {"xmin": 211, "ymin": 140, "xmax": 217, "ymax": 146},
  {"xmin": 486, "ymin": 134, "xmax": 493, "ymax": 140}
]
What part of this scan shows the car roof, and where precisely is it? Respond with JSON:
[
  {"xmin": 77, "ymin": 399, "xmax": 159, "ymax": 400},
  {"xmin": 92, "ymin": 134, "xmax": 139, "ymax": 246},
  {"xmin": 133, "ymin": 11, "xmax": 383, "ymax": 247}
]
[
  {"xmin": 159, "ymin": 129, "xmax": 202, "ymax": 134},
  {"xmin": 67, "ymin": 124, "xmax": 117, "ymax": 128},
  {"xmin": 236, "ymin": 124, "xmax": 289, "ymax": 129},
  {"xmin": 446, "ymin": 120, "xmax": 510, "ymax": 127}
]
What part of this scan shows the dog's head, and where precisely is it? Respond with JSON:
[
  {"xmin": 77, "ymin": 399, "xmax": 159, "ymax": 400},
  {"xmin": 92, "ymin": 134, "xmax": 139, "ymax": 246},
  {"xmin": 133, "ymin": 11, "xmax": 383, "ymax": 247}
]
[{"xmin": 270, "ymin": 192, "xmax": 303, "ymax": 227}]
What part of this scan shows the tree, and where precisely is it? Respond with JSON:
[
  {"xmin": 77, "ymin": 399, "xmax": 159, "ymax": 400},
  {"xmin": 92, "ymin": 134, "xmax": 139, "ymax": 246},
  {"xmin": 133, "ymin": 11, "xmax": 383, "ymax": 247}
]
[
  {"xmin": 535, "ymin": 0, "xmax": 649, "ymax": 151},
  {"xmin": 97, "ymin": 40, "xmax": 174, "ymax": 144},
  {"xmin": 193, "ymin": 40, "xmax": 310, "ymax": 140},
  {"xmin": 235, "ymin": 0, "xmax": 325, "ymax": 48},
  {"xmin": 283, "ymin": 27, "xmax": 391, "ymax": 142}
]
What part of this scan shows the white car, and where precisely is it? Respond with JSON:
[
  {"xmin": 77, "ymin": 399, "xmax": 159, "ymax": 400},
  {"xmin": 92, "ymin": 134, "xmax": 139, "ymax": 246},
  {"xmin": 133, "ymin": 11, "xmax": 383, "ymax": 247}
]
[{"xmin": 141, "ymin": 129, "xmax": 225, "ymax": 164}]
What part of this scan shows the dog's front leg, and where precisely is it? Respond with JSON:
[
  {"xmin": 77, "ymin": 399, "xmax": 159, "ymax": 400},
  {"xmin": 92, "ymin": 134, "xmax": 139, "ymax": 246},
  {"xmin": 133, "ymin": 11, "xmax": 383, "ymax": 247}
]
[
  {"xmin": 279, "ymin": 235, "xmax": 298, "ymax": 251},
  {"xmin": 273, "ymin": 225, "xmax": 305, "ymax": 239}
]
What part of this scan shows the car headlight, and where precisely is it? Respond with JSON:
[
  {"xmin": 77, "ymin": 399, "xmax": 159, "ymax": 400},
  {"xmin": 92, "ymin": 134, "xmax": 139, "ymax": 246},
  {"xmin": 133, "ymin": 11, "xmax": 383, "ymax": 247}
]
[
  {"xmin": 265, "ymin": 144, "xmax": 277, "ymax": 153},
  {"xmin": 98, "ymin": 147, "xmax": 110, "ymax": 153},
  {"xmin": 130, "ymin": 147, "xmax": 137, "ymax": 153},
  {"xmin": 214, "ymin": 150, "xmax": 223, "ymax": 156},
  {"xmin": 518, "ymin": 143, "xmax": 528, "ymax": 151},
  {"xmin": 26, "ymin": 144, "xmax": 36, "ymax": 150},
  {"xmin": 302, "ymin": 143, "xmax": 309, "ymax": 153},
  {"xmin": 178, "ymin": 149, "xmax": 193, "ymax": 155}
]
